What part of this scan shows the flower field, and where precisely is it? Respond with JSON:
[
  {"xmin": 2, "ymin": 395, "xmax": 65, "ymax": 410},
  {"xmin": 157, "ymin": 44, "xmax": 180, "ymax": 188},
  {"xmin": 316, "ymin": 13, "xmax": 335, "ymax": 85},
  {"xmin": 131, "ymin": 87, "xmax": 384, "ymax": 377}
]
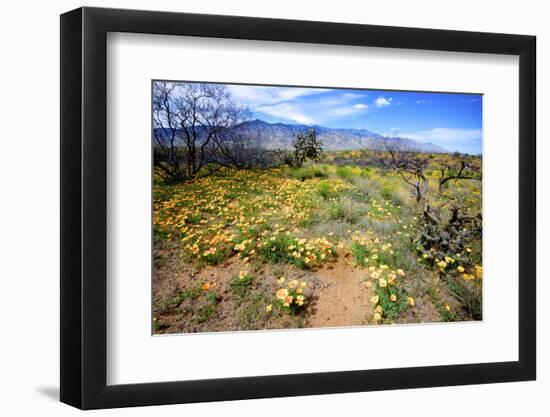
[{"xmin": 153, "ymin": 151, "xmax": 482, "ymax": 334}]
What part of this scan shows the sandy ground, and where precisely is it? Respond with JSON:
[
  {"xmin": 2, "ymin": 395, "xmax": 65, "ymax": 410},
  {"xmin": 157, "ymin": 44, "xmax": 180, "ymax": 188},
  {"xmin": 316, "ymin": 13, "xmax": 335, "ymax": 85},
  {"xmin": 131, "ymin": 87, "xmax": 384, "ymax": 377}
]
[{"xmin": 152, "ymin": 247, "xmax": 457, "ymax": 334}]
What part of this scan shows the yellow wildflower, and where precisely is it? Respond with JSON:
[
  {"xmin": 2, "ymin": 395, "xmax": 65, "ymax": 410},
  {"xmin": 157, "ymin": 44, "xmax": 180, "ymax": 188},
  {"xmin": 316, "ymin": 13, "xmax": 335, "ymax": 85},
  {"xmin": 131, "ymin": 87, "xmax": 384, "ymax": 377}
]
[
  {"xmin": 474, "ymin": 265, "xmax": 483, "ymax": 279},
  {"xmin": 276, "ymin": 288, "xmax": 289, "ymax": 300},
  {"xmin": 202, "ymin": 282, "xmax": 216, "ymax": 291}
]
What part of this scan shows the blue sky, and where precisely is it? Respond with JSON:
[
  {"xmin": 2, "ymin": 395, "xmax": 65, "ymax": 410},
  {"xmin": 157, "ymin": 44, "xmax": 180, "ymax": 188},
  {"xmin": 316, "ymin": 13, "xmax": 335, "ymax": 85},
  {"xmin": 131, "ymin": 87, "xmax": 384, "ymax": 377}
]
[{"xmin": 226, "ymin": 84, "xmax": 482, "ymax": 154}]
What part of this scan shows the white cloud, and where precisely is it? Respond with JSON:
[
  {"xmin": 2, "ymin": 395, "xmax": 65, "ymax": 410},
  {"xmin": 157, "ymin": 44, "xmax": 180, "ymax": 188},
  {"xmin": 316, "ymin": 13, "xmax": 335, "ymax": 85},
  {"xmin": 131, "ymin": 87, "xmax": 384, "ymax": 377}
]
[
  {"xmin": 375, "ymin": 96, "xmax": 393, "ymax": 107},
  {"xmin": 460, "ymin": 97, "xmax": 481, "ymax": 103},
  {"xmin": 241, "ymin": 88, "xmax": 371, "ymax": 125},
  {"xmin": 341, "ymin": 92, "xmax": 365, "ymax": 99},
  {"xmin": 400, "ymin": 128, "xmax": 482, "ymax": 143},
  {"xmin": 255, "ymin": 102, "xmax": 317, "ymax": 125},
  {"xmin": 331, "ymin": 107, "xmax": 358, "ymax": 117},
  {"xmin": 226, "ymin": 85, "xmax": 330, "ymax": 107}
]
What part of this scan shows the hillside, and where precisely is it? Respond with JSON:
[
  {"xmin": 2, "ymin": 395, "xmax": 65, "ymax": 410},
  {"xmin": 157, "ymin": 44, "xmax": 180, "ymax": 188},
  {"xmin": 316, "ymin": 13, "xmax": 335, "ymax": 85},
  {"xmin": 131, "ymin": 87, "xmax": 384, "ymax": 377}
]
[
  {"xmin": 154, "ymin": 119, "xmax": 448, "ymax": 153},
  {"xmin": 238, "ymin": 120, "xmax": 447, "ymax": 153}
]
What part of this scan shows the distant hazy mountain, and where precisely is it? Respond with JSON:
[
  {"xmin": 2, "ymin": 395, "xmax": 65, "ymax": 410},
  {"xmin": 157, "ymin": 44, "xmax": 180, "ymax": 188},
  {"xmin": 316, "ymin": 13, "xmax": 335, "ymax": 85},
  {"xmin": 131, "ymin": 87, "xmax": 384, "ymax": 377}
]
[
  {"xmin": 237, "ymin": 120, "xmax": 448, "ymax": 153},
  {"xmin": 154, "ymin": 119, "xmax": 448, "ymax": 153}
]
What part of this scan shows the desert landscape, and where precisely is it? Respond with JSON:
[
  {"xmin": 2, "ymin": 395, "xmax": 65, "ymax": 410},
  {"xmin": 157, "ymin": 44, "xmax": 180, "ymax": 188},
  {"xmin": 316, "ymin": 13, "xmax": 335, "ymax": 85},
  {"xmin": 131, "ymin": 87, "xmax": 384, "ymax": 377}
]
[{"xmin": 152, "ymin": 81, "xmax": 482, "ymax": 334}]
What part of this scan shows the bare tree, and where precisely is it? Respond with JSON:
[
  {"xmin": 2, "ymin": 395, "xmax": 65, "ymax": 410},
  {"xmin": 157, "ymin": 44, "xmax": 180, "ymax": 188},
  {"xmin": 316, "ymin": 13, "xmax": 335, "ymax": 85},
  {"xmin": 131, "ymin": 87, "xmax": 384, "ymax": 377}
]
[
  {"xmin": 379, "ymin": 137, "xmax": 430, "ymax": 203},
  {"xmin": 217, "ymin": 128, "xmax": 277, "ymax": 169},
  {"xmin": 438, "ymin": 157, "xmax": 481, "ymax": 192},
  {"xmin": 153, "ymin": 82, "xmax": 185, "ymax": 181},
  {"xmin": 152, "ymin": 81, "xmax": 250, "ymax": 181}
]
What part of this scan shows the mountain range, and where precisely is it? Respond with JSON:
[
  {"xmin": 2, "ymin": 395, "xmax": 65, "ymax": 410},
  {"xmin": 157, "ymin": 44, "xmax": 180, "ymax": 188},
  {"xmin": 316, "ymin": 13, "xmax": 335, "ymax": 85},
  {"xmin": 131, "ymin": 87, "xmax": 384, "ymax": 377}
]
[
  {"xmin": 238, "ymin": 120, "xmax": 447, "ymax": 153},
  {"xmin": 154, "ymin": 119, "xmax": 448, "ymax": 153}
]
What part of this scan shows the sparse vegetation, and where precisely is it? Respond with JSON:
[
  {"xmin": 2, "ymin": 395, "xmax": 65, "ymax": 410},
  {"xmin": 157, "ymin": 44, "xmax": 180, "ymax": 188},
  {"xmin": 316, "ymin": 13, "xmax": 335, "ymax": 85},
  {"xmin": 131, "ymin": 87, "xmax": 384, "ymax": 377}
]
[{"xmin": 152, "ymin": 82, "xmax": 482, "ymax": 334}]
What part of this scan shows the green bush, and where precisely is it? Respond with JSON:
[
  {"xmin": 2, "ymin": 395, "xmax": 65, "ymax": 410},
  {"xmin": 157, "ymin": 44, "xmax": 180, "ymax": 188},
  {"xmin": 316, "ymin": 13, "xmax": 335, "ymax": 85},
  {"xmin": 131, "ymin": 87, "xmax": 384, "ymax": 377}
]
[
  {"xmin": 336, "ymin": 166, "xmax": 355, "ymax": 181},
  {"xmin": 230, "ymin": 273, "xmax": 254, "ymax": 303},
  {"xmin": 327, "ymin": 199, "xmax": 362, "ymax": 223},
  {"xmin": 351, "ymin": 242, "xmax": 369, "ymax": 266},
  {"xmin": 178, "ymin": 287, "xmax": 202, "ymax": 302},
  {"xmin": 327, "ymin": 201, "xmax": 345, "ymax": 220},
  {"xmin": 359, "ymin": 168, "xmax": 372, "ymax": 178},
  {"xmin": 194, "ymin": 291, "xmax": 218, "ymax": 323},
  {"xmin": 259, "ymin": 234, "xmax": 298, "ymax": 264},
  {"xmin": 351, "ymin": 241, "xmax": 396, "ymax": 267},
  {"xmin": 201, "ymin": 246, "xmax": 231, "ymax": 265},
  {"xmin": 380, "ymin": 185, "xmax": 394, "ymax": 201},
  {"xmin": 376, "ymin": 284, "xmax": 408, "ymax": 321},
  {"xmin": 316, "ymin": 180, "xmax": 336, "ymax": 200},
  {"xmin": 290, "ymin": 165, "xmax": 327, "ymax": 180},
  {"xmin": 447, "ymin": 277, "xmax": 482, "ymax": 320},
  {"xmin": 259, "ymin": 233, "xmax": 334, "ymax": 269}
]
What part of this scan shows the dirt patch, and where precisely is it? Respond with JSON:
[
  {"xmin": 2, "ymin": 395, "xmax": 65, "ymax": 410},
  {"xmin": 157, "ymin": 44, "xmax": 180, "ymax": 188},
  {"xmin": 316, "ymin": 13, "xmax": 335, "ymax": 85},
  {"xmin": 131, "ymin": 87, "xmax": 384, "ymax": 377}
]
[
  {"xmin": 153, "ymin": 249, "xmax": 375, "ymax": 333},
  {"xmin": 304, "ymin": 258, "xmax": 373, "ymax": 328},
  {"xmin": 153, "ymin": 248, "xmax": 471, "ymax": 334}
]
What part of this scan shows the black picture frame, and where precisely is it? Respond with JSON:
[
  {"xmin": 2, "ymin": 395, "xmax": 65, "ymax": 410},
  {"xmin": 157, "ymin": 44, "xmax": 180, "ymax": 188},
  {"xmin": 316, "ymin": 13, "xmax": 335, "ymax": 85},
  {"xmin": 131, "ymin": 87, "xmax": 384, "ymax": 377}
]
[{"xmin": 60, "ymin": 6, "xmax": 536, "ymax": 410}]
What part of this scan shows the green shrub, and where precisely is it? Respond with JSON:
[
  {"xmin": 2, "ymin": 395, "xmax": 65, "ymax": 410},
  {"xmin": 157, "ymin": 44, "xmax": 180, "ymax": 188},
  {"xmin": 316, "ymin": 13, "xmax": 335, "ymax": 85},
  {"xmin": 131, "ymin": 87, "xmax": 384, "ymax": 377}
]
[
  {"xmin": 380, "ymin": 185, "xmax": 394, "ymax": 201},
  {"xmin": 153, "ymin": 320, "xmax": 169, "ymax": 332},
  {"xmin": 360, "ymin": 167, "xmax": 372, "ymax": 178},
  {"xmin": 194, "ymin": 291, "xmax": 218, "ymax": 323},
  {"xmin": 327, "ymin": 199, "xmax": 362, "ymax": 223},
  {"xmin": 178, "ymin": 287, "xmax": 202, "ymax": 302},
  {"xmin": 259, "ymin": 234, "xmax": 298, "ymax": 264},
  {"xmin": 201, "ymin": 246, "xmax": 231, "ymax": 265},
  {"xmin": 316, "ymin": 180, "xmax": 336, "ymax": 200},
  {"xmin": 327, "ymin": 201, "xmax": 345, "ymax": 220},
  {"xmin": 351, "ymin": 241, "xmax": 396, "ymax": 267},
  {"xmin": 336, "ymin": 166, "xmax": 355, "ymax": 181},
  {"xmin": 259, "ymin": 233, "xmax": 334, "ymax": 269},
  {"xmin": 351, "ymin": 242, "xmax": 369, "ymax": 266},
  {"xmin": 186, "ymin": 213, "xmax": 204, "ymax": 224},
  {"xmin": 447, "ymin": 277, "xmax": 482, "ymax": 320},
  {"xmin": 230, "ymin": 273, "xmax": 254, "ymax": 303},
  {"xmin": 376, "ymin": 284, "xmax": 409, "ymax": 321},
  {"xmin": 285, "ymin": 165, "xmax": 327, "ymax": 181}
]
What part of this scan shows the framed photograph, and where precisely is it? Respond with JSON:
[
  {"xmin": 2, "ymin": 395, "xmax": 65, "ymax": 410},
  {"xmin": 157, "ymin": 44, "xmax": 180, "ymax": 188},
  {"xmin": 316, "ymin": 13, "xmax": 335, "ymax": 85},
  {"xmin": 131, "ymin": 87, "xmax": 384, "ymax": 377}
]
[{"xmin": 60, "ymin": 6, "xmax": 536, "ymax": 409}]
